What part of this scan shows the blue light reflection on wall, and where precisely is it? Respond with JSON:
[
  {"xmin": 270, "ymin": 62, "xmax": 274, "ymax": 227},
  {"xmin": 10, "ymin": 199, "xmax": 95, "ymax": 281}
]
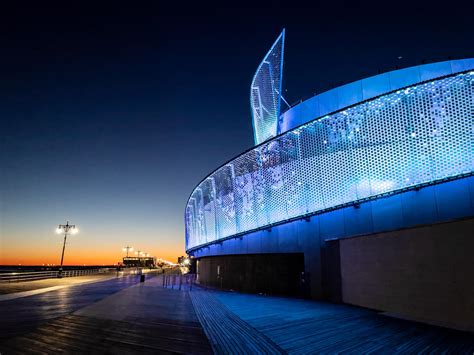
[
  {"xmin": 186, "ymin": 72, "xmax": 474, "ymax": 252},
  {"xmin": 250, "ymin": 30, "xmax": 285, "ymax": 145}
]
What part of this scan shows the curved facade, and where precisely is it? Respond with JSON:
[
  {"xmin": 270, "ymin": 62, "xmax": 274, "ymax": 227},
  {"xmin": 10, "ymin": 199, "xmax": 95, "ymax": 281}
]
[
  {"xmin": 186, "ymin": 69, "xmax": 474, "ymax": 252},
  {"xmin": 185, "ymin": 35, "xmax": 474, "ymax": 329}
]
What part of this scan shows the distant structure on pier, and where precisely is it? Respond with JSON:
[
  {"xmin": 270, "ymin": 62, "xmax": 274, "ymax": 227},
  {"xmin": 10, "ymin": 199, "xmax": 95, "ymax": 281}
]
[
  {"xmin": 122, "ymin": 256, "xmax": 156, "ymax": 267},
  {"xmin": 184, "ymin": 30, "xmax": 474, "ymax": 332}
]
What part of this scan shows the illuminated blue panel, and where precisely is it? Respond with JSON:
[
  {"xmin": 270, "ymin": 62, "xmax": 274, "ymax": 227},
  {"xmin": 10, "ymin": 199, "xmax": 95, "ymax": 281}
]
[
  {"xmin": 251, "ymin": 30, "xmax": 285, "ymax": 145},
  {"xmin": 186, "ymin": 71, "xmax": 474, "ymax": 252},
  {"xmin": 279, "ymin": 58, "xmax": 474, "ymax": 135}
]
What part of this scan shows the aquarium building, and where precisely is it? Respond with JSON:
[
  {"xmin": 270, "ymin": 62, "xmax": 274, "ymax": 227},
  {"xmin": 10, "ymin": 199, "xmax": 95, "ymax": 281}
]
[{"xmin": 185, "ymin": 31, "xmax": 474, "ymax": 331}]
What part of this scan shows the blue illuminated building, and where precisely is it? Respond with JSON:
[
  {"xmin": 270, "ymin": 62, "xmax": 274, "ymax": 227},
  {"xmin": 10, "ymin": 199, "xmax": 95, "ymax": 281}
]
[{"xmin": 185, "ymin": 31, "xmax": 474, "ymax": 330}]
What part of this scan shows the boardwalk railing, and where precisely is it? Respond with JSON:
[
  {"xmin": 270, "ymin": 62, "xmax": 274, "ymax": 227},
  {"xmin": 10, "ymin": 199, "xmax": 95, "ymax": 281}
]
[
  {"xmin": 162, "ymin": 273, "xmax": 197, "ymax": 291},
  {"xmin": 0, "ymin": 268, "xmax": 111, "ymax": 283}
]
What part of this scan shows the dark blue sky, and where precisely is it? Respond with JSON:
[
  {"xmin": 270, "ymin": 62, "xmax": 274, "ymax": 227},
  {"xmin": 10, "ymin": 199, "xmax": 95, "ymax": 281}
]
[{"xmin": 1, "ymin": 1, "xmax": 473, "ymax": 263}]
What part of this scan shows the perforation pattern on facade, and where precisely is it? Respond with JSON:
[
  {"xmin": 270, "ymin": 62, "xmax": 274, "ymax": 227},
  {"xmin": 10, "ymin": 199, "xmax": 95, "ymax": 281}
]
[
  {"xmin": 251, "ymin": 30, "xmax": 285, "ymax": 145},
  {"xmin": 186, "ymin": 72, "xmax": 474, "ymax": 251}
]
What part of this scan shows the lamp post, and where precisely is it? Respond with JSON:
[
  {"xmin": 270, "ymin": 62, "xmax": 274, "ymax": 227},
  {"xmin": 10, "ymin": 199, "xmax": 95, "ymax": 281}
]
[
  {"xmin": 122, "ymin": 245, "xmax": 133, "ymax": 257},
  {"xmin": 55, "ymin": 221, "xmax": 78, "ymax": 277},
  {"xmin": 135, "ymin": 250, "xmax": 146, "ymax": 267}
]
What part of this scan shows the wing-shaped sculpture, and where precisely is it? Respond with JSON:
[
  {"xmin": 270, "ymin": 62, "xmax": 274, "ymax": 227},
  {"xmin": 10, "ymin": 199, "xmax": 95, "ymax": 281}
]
[{"xmin": 251, "ymin": 29, "xmax": 285, "ymax": 145}]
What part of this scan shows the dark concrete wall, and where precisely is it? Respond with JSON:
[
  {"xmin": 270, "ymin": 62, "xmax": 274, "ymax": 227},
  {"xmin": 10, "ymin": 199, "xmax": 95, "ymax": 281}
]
[
  {"xmin": 193, "ymin": 219, "xmax": 326, "ymax": 298},
  {"xmin": 197, "ymin": 253, "xmax": 306, "ymax": 297},
  {"xmin": 321, "ymin": 240, "xmax": 342, "ymax": 303},
  {"xmin": 339, "ymin": 218, "xmax": 474, "ymax": 332}
]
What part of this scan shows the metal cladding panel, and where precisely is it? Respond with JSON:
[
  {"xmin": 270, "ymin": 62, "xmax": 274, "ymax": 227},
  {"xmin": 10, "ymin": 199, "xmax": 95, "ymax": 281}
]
[
  {"xmin": 435, "ymin": 177, "xmax": 473, "ymax": 220},
  {"xmin": 419, "ymin": 61, "xmax": 453, "ymax": 82},
  {"xmin": 389, "ymin": 66, "xmax": 421, "ymax": 89},
  {"xmin": 336, "ymin": 81, "xmax": 364, "ymax": 112},
  {"xmin": 362, "ymin": 73, "xmax": 391, "ymax": 100},
  {"xmin": 278, "ymin": 96, "xmax": 319, "ymax": 134},
  {"xmin": 251, "ymin": 30, "xmax": 285, "ymax": 145},
  {"xmin": 318, "ymin": 88, "xmax": 339, "ymax": 117},
  {"xmin": 451, "ymin": 58, "xmax": 474, "ymax": 72},
  {"xmin": 186, "ymin": 70, "xmax": 474, "ymax": 252},
  {"xmin": 279, "ymin": 58, "xmax": 474, "ymax": 134}
]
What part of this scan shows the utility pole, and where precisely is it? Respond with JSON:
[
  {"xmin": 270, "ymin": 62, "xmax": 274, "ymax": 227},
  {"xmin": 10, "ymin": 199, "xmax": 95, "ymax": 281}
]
[{"xmin": 55, "ymin": 221, "xmax": 79, "ymax": 277}]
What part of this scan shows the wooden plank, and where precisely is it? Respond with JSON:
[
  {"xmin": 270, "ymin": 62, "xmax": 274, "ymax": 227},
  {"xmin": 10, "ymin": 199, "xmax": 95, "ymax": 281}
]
[
  {"xmin": 0, "ymin": 275, "xmax": 140, "ymax": 341},
  {"xmin": 190, "ymin": 290, "xmax": 285, "ymax": 354},
  {"xmin": 1, "ymin": 314, "xmax": 212, "ymax": 354},
  {"xmin": 212, "ymin": 290, "xmax": 474, "ymax": 354},
  {"xmin": 0, "ymin": 275, "xmax": 212, "ymax": 354}
]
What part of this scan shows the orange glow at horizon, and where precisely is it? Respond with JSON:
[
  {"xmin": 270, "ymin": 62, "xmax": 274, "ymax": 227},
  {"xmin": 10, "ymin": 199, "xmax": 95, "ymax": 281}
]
[
  {"xmin": 0, "ymin": 248, "xmax": 183, "ymax": 266},
  {"xmin": 0, "ymin": 228, "xmax": 186, "ymax": 266}
]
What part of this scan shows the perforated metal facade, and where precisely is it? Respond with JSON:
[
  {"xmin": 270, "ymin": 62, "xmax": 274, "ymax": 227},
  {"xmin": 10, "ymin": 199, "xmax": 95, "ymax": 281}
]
[
  {"xmin": 186, "ymin": 71, "xmax": 474, "ymax": 252},
  {"xmin": 250, "ymin": 30, "xmax": 285, "ymax": 145}
]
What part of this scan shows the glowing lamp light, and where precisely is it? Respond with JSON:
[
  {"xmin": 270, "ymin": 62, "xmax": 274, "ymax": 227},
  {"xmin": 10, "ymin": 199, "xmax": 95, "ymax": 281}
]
[
  {"xmin": 71, "ymin": 227, "xmax": 79, "ymax": 235},
  {"xmin": 55, "ymin": 228, "xmax": 62, "ymax": 234}
]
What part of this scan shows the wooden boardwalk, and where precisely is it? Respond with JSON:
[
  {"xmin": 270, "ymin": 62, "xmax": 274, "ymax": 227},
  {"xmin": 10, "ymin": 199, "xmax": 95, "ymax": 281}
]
[
  {"xmin": 190, "ymin": 290, "xmax": 284, "ymax": 354},
  {"xmin": 0, "ymin": 275, "xmax": 139, "ymax": 341},
  {"xmin": 213, "ymin": 291, "xmax": 474, "ymax": 354},
  {"xmin": 1, "ymin": 313, "xmax": 211, "ymax": 354},
  {"xmin": 0, "ymin": 275, "xmax": 212, "ymax": 354},
  {"xmin": 2, "ymin": 273, "xmax": 474, "ymax": 354}
]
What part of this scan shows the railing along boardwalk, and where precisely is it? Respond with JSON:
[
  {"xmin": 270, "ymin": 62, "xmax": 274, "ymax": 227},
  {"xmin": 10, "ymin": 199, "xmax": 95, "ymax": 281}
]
[
  {"xmin": 190, "ymin": 290, "xmax": 285, "ymax": 354},
  {"xmin": 0, "ymin": 268, "xmax": 110, "ymax": 282},
  {"xmin": 162, "ymin": 273, "xmax": 197, "ymax": 291}
]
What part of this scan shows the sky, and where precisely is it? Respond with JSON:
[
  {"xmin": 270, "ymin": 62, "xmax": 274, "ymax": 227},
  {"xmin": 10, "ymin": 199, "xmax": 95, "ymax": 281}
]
[{"xmin": 1, "ymin": 1, "xmax": 473, "ymax": 265}]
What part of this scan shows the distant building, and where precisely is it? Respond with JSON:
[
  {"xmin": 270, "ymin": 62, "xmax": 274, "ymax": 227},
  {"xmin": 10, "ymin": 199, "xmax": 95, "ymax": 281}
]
[
  {"xmin": 184, "ymin": 30, "xmax": 474, "ymax": 331},
  {"xmin": 123, "ymin": 256, "xmax": 156, "ymax": 267}
]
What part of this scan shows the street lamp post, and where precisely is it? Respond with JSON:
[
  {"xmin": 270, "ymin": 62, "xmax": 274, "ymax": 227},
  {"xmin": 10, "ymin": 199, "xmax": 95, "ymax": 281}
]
[
  {"xmin": 56, "ymin": 221, "xmax": 78, "ymax": 277},
  {"xmin": 122, "ymin": 245, "xmax": 133, "ymax": 257},
  {"xmin": 135, "ymin": 250, "xmax": 146, "ymax": 267}
]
